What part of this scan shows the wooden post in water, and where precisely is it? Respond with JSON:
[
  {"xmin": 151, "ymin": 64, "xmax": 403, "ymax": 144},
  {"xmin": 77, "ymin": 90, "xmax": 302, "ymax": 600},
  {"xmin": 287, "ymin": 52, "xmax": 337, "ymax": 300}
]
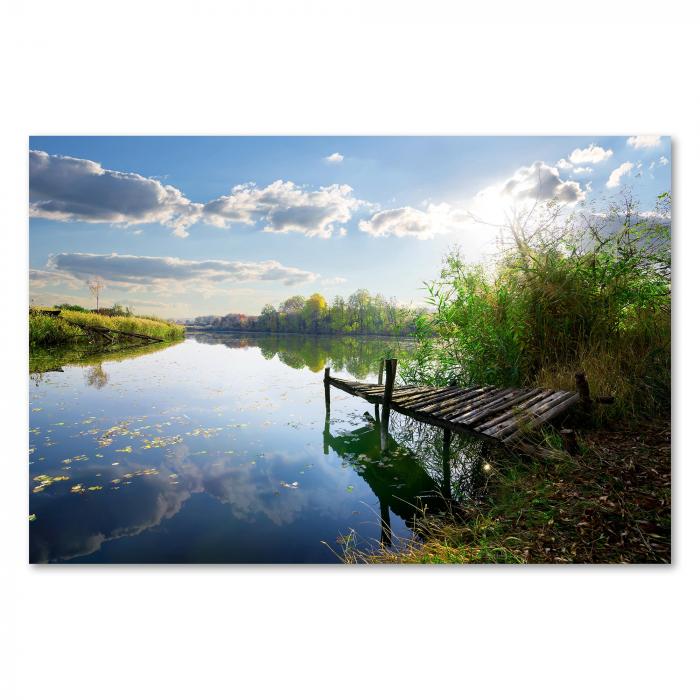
[
  {"xmin": 324, "ymin": 367, "xmax": 331, "ymax": 414},
  {"xmin": 381, "ymin": 358, "xmax": 397, "ymax": 427},
  {"xmin": 378, "ymin": 358, "xmax": 385, "ymax": 385}
]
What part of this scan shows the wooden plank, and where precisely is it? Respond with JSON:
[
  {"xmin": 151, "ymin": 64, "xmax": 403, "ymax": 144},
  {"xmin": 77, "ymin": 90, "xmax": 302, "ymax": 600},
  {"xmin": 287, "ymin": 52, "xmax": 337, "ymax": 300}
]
[
  {"xmin": 445, "ymin": 388, "xmax": 510, "ymax": 421},
  {"xmin": 388, "ymin": 389, "xmax": 437, "ymax": 404},
  {"xmin": 479, "ymin": 390, "xmax": 554, "ymax": 433},
  {"xmin": 493, "ymin": 392, "xmax": 574, "ymax": 440},
  {"xmin": 410, "ymin": 388, "xmax": 483, "ymax": 415},
  {"xmin": 401, "ymin": 387, "xmax": 463, "ymax": 410},
  {"xmin": 504, "ymin": 393, "xmax": 579, "ymax": 444},
  {"xmin": 439, "ymin": 387, "xmax": 505, "ymax": 419},
  {"xmin": 454, "ymin": 389, "xmax": 522, "ymax": 425},
  {"xmin": 430, "ymin": 387, "xmax": 497, "ymax": 418},
  {"xmin": 467, "ymin": 388, "xmax": 544, "ymax": 429}
]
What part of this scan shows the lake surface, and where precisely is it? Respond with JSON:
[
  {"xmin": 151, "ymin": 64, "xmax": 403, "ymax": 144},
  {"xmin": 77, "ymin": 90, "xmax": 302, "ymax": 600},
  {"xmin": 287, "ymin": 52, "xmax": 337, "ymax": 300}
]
[{"xmin": 29, "ymin": 333, "xmax": 485, "ymax": 563}]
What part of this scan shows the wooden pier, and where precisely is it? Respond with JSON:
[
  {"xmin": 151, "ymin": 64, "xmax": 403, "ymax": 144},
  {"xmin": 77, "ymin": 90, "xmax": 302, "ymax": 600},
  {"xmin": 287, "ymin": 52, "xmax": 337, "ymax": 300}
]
[{"xmin": 324, "ymin": 358, "xmax": 581, "ymax": 450}]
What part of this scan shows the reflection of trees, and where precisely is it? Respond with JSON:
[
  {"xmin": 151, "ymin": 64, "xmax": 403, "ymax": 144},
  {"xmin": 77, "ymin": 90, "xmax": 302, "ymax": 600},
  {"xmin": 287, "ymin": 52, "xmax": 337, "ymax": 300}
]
[
  {"xmin": 323, "ymin": 413, "xmax": 490, "ymax": 546},
  {"xmin": 85, "ymin": 363, "xmax": 109, "ymax": 389},
  {"xmin": 323, "ymin": 414, "xmax": 442, "ymax": 545},
  {"xmin": 191, "ymin": 331, "xmax": 412, "ymax": 380}
]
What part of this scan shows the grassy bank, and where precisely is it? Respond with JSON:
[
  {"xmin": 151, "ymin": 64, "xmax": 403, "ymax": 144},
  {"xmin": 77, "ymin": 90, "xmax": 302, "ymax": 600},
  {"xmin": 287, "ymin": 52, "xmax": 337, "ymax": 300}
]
[
  {"xmin": 29, "ymin": 307, "xmax": 185, "ymax": 349},
  {"xmin": 343, "ymin": 418, "xmax": 671, "ymax": 564}
]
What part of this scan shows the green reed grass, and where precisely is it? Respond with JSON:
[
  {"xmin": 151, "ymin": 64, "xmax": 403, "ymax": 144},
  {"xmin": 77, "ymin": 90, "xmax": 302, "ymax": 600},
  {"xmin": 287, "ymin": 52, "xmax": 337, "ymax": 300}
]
[{"xmin": 401, "ymin": 193, "xmax": 671, "ymax": 420}]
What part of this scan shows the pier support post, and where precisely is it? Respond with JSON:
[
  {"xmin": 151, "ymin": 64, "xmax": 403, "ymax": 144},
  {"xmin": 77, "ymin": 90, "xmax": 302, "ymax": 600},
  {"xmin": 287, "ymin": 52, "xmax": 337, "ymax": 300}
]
[
  {"xmin": 560, "ymin": 428, "xmax": 579, "ymax": 455},
  {"xmin": 442, "ymin": 428, "xmax": 452, "ymax": 500},
  {"xmin": 324, "ymin": 367, "xmax": 331, "ymax": 414},
  {"xmin": 575, "ymin": 371, "xmax": 592, "ymax": 411},
  {"xmin": 378, "ymin": 358, "xmax": 385, "ymax": 385},
  {"xmin": 381, "ymin": 358, "xmax": 397, "ymax": 427}
]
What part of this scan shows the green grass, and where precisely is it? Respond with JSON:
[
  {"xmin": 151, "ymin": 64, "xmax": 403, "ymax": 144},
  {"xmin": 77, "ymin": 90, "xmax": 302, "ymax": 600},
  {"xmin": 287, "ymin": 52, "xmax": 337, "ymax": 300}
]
[{"xmin": 29, "ymin": 307, "xmax": 185, "ymax": 349}]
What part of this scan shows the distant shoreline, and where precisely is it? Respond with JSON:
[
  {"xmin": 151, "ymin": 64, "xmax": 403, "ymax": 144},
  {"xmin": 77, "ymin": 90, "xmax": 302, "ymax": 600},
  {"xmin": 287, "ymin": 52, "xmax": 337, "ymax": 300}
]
[{"xmin": 185, "ymin": 327, "xmax": 415, "ymax": 341}]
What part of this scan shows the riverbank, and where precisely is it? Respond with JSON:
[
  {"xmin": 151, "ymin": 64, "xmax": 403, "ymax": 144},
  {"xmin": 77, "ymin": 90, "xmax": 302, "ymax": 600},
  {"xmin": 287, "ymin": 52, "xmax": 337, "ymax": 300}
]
[
  {"xmin": 343, "ymin": 416, "xmax": 671, "ymax": 564},
  {"xmin": 29, "ymin": 308, "xmax": 185, "ymax": 349}
]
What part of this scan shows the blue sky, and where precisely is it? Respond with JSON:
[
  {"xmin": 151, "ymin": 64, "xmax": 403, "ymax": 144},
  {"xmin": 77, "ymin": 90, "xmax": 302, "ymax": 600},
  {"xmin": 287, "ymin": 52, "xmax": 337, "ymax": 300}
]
[{"xmin": 29, "ymin": 135, "xmax": 671, "ymax": 319}]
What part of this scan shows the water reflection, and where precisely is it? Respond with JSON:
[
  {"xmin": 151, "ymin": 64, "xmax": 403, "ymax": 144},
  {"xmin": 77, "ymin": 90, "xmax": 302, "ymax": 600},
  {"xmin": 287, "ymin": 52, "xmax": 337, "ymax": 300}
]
[
  {"xmin": 190, "ymin": 331, "xmax": 411, "ymax": 380},
  {"xmin": 28, "ymin": 335, "xmax": 486, "ymax": 563},
  {"xmin": 322, "ymin": 412, "xmax": 488, "ymax": 548}
]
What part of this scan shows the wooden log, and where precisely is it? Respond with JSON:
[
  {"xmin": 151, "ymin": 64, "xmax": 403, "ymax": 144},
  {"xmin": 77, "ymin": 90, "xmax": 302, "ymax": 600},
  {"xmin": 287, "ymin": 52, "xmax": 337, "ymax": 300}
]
[
  {"xmin": 378, "ymin": 359, "xmax": 385, "ymax": 385},
  {"xmin": 73, "ymin": 323, "xmax": 164, "ymax": 343}
]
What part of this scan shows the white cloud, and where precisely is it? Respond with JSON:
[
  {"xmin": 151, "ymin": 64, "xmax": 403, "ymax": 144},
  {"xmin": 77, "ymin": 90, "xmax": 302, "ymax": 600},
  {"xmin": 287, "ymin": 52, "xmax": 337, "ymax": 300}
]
[
  {"xmin": 29, "ymin": 150, "xmax": 201, "ymax": 238},
  {"xmin": 659, "ymin": 155, "xmax": 669, "ymax": 166},
  {"xmin": 324, "ymin": 152, "xmax": 344, "ymax": 163},
  {"xmin": 358, "ymin": 202, "xmax": 469, "ymax": 239},
  {"xmin": 29, "ymin": 268, "xmax": 82, "ymax": 289},
  {"xmin": 556, "ymin": 158, "xmax": 573, "ymax": 170},
  {"xmin": 44, "ymin": 253, "xmax": 319, "ymax": 290},
  {"xmin": 499, "ymin": 161, "xmax": 585, "ymax": 203},
  {"xmin": 606, "ymin": 161, "xmax": 634, "ymax": 188},
  {"xmin": 569, "ymin": 144, "xmax": 613, "ymax": 164},
  {"xmin": 627, "ymin": 135, "xmax": 662, "ymax": 149},
  {"xmin": 320, "ymin": 276, "xmax": 348, "ymax": 287},
  {"xmin": 203, "ymin": 180, "xmax": 364, "ymax": 238},
  {"xmin": 573, "ymin": 166, "xmax": 593, "ymax": 175}
]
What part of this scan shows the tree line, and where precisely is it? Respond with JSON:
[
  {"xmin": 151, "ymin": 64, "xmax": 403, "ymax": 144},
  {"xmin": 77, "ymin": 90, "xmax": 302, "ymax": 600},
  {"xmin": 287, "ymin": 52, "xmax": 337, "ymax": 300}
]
[{"xmin": 191, "ymin": 289, "xmax": 423, "ymax": 336}]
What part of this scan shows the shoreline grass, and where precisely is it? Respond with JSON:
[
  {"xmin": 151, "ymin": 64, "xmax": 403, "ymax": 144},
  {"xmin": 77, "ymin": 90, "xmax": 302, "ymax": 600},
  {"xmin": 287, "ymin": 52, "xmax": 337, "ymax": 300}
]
[{"xmin": 29, "ymin": 307, "xmax": 185, "ymax": 349}]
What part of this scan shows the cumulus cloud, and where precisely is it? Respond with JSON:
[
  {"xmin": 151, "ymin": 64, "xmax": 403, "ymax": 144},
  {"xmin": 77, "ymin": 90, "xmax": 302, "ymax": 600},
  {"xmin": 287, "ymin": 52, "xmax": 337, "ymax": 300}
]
[
  {"xmin": 46, "ymin": 252, "xmax": 319, "ymax": 290},
  {"xmin": 203, "ymin": 180, "xmax": 364, "ymax": 238},
  {"xmin": 573, "ymin": 166, "xmax": 593, "ymax": 175},
  {"xmin": 500, "ymin": 161, "xmax": 586, "ymax": 203},
  {"xmin": 606, "ymin": 161, "xmax": 634, "ymax": 188},
  {"xmin": 324, "ymin": 152, "xmax": 344, "ymax": 163},
  {"xmin": 569, "ymin": 144, "xmax": 613, "ymax": 164},
  {"xmin": 358, "ymin": 202, "xmax": 470, "ymax": 239},
  {"xmin": 627, "ymin": 135, "xmax": 662, "ymax": 149},
  {"xmin": 29, "ymin": 150, "xmax": 202, "ymax": 238},
  {"xmin": 659, "ymin": 155, "xmax": 669, "ymax": 166}
]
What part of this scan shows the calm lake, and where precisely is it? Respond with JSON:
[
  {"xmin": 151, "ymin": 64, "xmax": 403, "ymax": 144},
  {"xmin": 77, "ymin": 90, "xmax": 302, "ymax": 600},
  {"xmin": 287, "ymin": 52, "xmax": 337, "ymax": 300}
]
[{"xmin": 29, "ymin": 333, "xmax": 485, "ymax": 563}]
